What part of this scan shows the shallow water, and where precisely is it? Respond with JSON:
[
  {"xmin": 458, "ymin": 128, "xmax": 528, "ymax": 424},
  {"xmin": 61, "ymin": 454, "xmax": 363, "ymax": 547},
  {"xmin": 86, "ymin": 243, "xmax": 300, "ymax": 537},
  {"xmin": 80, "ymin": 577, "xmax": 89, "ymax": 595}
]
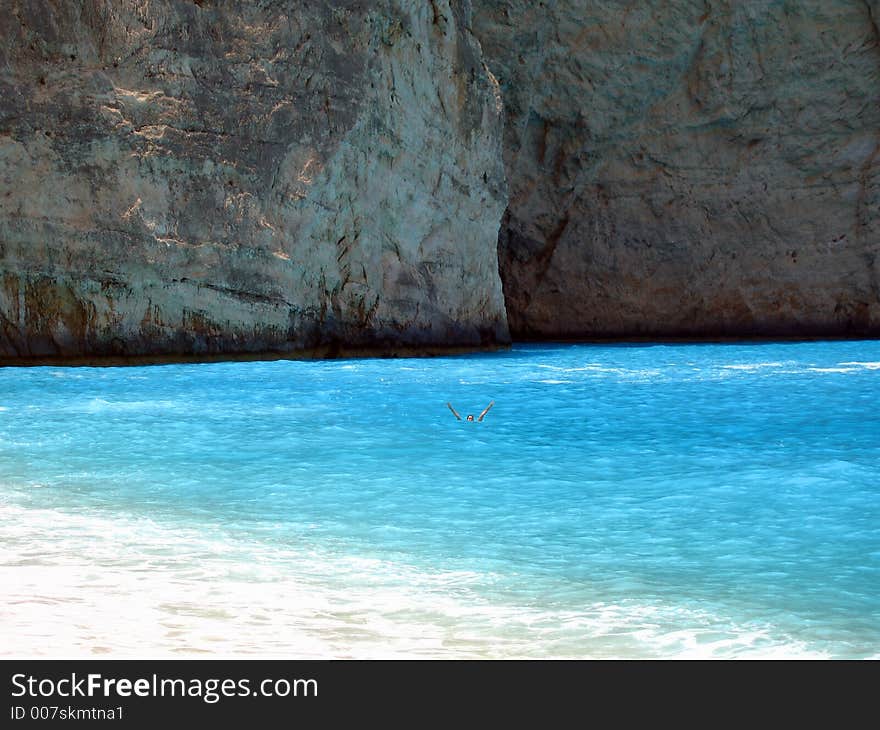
[{"xmin": 1, "ymin": 341, "xmax": 878, "ymax": 657}]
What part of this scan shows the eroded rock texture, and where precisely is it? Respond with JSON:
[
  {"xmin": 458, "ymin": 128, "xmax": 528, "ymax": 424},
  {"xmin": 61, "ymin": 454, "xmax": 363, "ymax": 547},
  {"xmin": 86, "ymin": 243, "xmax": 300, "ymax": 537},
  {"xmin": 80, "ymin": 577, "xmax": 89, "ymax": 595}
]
[
  {"xmin": 0, "ymin": 0, "xmax": 509, "ymax": 359},
  {"xmin": 475, "ymin": 1, "xmax": 880, "ymax": 338}
]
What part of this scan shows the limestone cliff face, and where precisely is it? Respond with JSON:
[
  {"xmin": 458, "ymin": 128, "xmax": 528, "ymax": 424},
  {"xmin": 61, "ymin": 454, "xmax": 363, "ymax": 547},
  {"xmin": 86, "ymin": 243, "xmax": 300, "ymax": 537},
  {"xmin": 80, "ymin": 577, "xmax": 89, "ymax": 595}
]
[
  {"xmin": 0, "ymin": 0, "xmax": 509, "ymax": 360},
  {"xmin": 3, "ymin": 1, "xmax": 878, "ymax": 360},
  {"xmin": 474, "ymin": 1, "xmax": 880, "ymax": 338}
]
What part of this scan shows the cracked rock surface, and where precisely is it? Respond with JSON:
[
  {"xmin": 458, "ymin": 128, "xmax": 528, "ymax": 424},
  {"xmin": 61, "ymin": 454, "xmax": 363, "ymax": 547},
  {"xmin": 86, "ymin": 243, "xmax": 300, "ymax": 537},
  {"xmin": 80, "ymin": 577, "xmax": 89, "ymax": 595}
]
[
  {"xmin": 0, "ymin": 0, "xmax": 509, "ymax": 359},
  {"xmin": 474, "ymin": 0, "xmax": 880, "ymax": 338},
  {"xmin": 2, "ymin": 1, "xmax": 879, "ymax": 361}
]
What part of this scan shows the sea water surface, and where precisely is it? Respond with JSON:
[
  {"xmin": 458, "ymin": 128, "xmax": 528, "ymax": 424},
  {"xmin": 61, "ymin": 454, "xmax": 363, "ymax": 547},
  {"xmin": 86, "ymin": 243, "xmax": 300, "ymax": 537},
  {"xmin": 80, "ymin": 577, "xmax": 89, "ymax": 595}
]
[{"xmin": 1, "ymin": 341, "xmax": 878, "ymax": 658}]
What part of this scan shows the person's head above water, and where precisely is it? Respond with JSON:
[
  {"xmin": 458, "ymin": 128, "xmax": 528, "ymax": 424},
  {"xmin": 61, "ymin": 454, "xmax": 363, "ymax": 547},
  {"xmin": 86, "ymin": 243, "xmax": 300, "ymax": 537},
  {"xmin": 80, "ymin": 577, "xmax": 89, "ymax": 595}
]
[{"xmin": 447, "ymin": 401, "xmax": 494, "ymax": 422}]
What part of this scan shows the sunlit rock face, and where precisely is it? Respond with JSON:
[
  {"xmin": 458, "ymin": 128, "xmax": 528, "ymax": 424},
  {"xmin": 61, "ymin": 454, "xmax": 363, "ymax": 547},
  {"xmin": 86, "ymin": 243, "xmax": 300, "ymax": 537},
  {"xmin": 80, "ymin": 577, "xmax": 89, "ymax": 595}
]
[
  {"xmin": 474, "ymin": 1, "xmax": 880, "ymax": 338},
  {"xmin": 0, "ymin": 0, "xmax": 509, "ymax": 360},
  {"xmin": 4, "ymin": 0, "xmax": 878, "ymax": 360}
]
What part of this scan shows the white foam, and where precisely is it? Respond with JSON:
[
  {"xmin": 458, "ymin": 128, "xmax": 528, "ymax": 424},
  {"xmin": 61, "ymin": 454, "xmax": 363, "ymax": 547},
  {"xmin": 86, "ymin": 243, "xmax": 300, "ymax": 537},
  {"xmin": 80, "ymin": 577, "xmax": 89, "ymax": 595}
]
[
  {"xmin": 568, "ymin": 364, "xmax": 625, "ymax": 373},
  {"xmin": 83, "ymin": 398, "xmax": 180, "ymax": 413},
  {"xmin": 721, "ymin": 362, "xmax": 786, "ymax": 371},
  {"xmin": 0, "ymin": 502, "xmax": 829, "ymax": 659},
  {"xmin": 50, "ymin": 371, "xmax": 85, "ymax": 379}
]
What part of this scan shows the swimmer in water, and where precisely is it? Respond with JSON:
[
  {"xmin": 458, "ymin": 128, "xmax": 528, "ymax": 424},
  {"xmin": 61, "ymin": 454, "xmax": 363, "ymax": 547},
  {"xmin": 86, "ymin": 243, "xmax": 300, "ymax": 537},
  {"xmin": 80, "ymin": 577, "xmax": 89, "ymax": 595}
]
[{"xmin": 447, "ymin": 401, "xmax": 494, "ymax": 422}]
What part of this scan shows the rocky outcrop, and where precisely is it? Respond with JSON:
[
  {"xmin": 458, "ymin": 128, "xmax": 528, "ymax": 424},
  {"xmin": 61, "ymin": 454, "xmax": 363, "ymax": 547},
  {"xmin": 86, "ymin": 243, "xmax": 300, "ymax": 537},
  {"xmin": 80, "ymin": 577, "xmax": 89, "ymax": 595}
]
[
  {"xmin": 0, "ymin": 0, "xmax": 509, "ymax": 360},
  {"xmin": 3, "ymin": 1, "xmax": 878, "ymax": 361},
  {"xmin": 474, "ymin": 0, "xmax": 880, "ymax": 338}
]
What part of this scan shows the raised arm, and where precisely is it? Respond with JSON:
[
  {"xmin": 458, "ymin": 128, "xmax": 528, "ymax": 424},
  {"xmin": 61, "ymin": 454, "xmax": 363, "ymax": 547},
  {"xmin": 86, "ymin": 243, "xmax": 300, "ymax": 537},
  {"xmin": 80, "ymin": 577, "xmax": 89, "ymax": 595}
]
[
  {"xmin": 446, "ymin": 402, "xmax": 462, "ymax": 420},
  {"xmin": 477, "ymin": 400, "xmax": 495, "ymax": 422}
]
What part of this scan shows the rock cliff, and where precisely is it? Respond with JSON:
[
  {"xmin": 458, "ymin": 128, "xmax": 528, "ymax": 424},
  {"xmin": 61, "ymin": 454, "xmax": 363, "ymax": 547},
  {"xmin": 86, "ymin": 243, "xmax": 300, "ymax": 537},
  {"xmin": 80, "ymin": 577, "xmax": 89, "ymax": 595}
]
[
  {"xmin": 0, "ymin": 0, "xmax": 509, "ymax": 360},
  {"xmin": 2, "ymin": 1, "xmax": 878, "ymax": 362},
  {"xmin": 474, "ymin": 0, "xmax": 880, "ymax": 338}
]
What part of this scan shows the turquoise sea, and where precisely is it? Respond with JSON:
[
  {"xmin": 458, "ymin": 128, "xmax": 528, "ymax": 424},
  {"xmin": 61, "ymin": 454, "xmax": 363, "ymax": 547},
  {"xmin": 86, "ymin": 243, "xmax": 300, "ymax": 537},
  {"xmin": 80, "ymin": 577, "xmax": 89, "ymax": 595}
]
[{"xmin": 1, "ymin": 341, "xmax": 878, "ymax": 658}]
